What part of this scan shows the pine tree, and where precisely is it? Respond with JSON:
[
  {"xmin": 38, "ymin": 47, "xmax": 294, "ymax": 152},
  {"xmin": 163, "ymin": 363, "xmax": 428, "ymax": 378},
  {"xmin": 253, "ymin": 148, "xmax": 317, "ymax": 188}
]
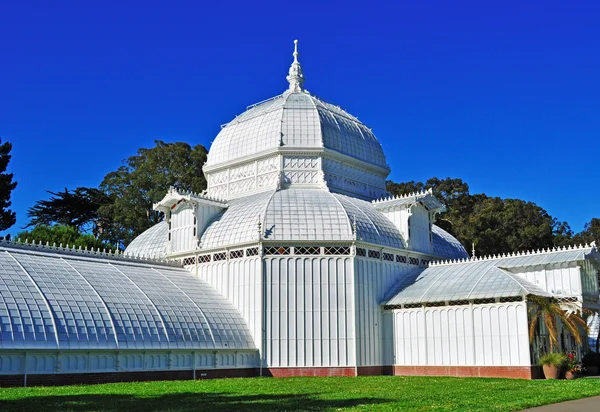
[{"xmin": 0, "ymin": 138, "xmax": 17, "ymax": 231}]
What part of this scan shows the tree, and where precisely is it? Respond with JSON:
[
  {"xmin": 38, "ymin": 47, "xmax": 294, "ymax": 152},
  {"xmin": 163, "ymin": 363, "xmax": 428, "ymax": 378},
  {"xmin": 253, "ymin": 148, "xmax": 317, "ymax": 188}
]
[
  {"xmin": 26, "ymin": 187, "xmax": 112, "ymax": 236},
  {"xmin": 572, "ymin": 218, "xmax": 600, "ymax": 246},
  {"xmin": 388, "ymin": 177, "xmax": 483, "ymax": 251},
  {"xmin": 387, "ymin": 177, "xmax": 567, "ymax": 256},
  {"xmin": 387, "ymin": 177, "xmax": 475, "ymax": 234},
  {"xmin": 552, "ymin": 219, "xmax": 575, "ymax": 247},
  {"xmin": 465, "ymin": 197, "xmax": 556, "ymax": 256},
  {"xmin": 17, "ymin": 225, "xmax": 115, "ymax": 251},
  {"xmin": 0, "ymin": 138, "xmax": 17, "ymax": 231},
  {"xmin": 98, "ymin": 140, "xmax": 208, "ymax": 246},
  {"xmin": 386, "ymin": 180, "xmax": 425, "ymax": 197},
  {"xmin": 528, "ymin": 295, "xmax": 588, "ymax": 352}
]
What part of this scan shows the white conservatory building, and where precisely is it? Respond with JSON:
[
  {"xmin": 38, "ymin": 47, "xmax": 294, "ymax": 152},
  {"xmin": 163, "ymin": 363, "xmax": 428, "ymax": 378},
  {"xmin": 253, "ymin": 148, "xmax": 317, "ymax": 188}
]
[{"xmin": 1, "ymin": 41, "xmax": 599, "ymax": 385}]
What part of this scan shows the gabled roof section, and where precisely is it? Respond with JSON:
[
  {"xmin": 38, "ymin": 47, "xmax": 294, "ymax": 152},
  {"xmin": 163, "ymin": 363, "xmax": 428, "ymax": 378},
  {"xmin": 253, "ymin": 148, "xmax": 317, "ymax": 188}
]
[
  {"xmin": 431, "ymin": 243, "xmax": 598, "ymax": 269},
  {"xmin": 383, "ymin": 260, "xmax": 551, "ymax": 307},
  {"xmin": 498, "ymin": 244, "xmax": 599, "ymax": 269},
  {"xmin": 382, "ymin": 244, "xmax": 599, "ymax": 307},
  {"xmin": 372, "ymin": 189, "xmax": 445, "ymax": 214}
]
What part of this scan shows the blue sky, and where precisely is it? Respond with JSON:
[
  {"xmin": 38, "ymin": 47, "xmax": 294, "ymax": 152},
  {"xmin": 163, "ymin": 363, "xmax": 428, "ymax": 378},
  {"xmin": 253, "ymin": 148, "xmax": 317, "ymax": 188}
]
[{"xmin": 1, "ymin": 0, "xmax": 598, "ymax": 236}]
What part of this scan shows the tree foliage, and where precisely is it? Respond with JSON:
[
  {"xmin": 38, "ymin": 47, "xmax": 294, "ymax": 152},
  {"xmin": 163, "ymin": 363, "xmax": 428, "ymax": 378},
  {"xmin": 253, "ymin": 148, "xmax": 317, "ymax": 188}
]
[
  {"xmin": 17, "ymin": 225, "xmax": 115, "ymax": 251},
  {"xmin": 464, "ymin": 197, "xmax": 555, "ymax": 254},
  {"xmin": 23, "ymin": 141, "xmax": 209, "ymax": 248},
  {"xmin": 573, "ymin": 218, "xmax": 600, "ymax": 246},
  {"xmin": 0, "ymin": 138, "xmax": 17, "ymax": 231},
  {"xmin": 26, "ymin": 187, "xmax": 112, "ymax": 235},
  {"xmin": 98, "ymin": 140, "xmax": 208, "ymax": 246},
  {"xmin": 387, "ymin": 177, "xmax": 592, "ymax": 256},
  {"xmin": 528, "ymin": 295, "xmax": 588, "ymax": 352}
]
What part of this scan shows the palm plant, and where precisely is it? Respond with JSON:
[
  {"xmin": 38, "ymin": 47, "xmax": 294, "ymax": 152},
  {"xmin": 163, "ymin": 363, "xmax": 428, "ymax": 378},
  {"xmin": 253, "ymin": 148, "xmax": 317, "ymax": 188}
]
[{"xmin": 528, "ymin": 295, "xmax": 589, "ymax": 352}]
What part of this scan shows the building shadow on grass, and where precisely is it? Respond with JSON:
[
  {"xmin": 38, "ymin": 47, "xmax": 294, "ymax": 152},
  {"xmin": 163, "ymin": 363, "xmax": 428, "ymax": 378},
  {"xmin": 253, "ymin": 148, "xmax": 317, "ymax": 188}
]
[{"xmin": 0, "ymin": 391, "xmax": 388, "ymax": 411}]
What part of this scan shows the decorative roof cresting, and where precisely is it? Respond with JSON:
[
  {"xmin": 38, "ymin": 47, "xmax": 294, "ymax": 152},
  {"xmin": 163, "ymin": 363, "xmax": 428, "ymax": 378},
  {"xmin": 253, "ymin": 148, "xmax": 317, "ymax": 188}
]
[{"xmin": 286, "ymin": 40, "xmax": 304, "ymax": 92}]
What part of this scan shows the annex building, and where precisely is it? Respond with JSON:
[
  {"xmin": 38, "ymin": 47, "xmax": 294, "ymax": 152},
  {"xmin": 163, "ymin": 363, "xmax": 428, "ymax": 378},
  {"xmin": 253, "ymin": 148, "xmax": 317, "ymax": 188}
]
[{"xmin": 1, "ymin": 41, "xmax": 599, "ymax": 386}]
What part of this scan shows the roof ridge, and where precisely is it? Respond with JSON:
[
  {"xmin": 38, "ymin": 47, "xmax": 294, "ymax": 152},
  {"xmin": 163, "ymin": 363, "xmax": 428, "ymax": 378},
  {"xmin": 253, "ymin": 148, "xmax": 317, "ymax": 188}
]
[
  {"xmin": 310, "ymin": 94, "xmax": 366, "ymax": 125},
  {"xmin": 372, "ymin": 188, "xmax": 433, "ymax": 204},
  {"xmin": 166, "ymin": 186, "xmax": 228, "ymax": 204},
  {"xmin": 429, "ymin": 242, "xmax": 596, "ymax": 267},
  {"xmin": 0, "ymin": 237, "xmax": 180, "ymax": 267},
  {"xmin": 220, "ymin": 94, "xmax": 285, "ymax": 129}
]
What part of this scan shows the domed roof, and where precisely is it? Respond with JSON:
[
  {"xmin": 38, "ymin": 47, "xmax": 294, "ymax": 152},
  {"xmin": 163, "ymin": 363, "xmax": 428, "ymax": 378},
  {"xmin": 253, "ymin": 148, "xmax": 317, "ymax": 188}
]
[
  {"xmin": 124, "ymin": 220, "xmax": 168, "ymax": 259},
  {"xmin": 206, "ymin": 91, "xmax": 388, "ymax": 170},
  {"xmin": 431, "ymin": 225, "xmax": 469, "ymax": 260},
  {"xmin": 125, "ymin": 41, "xmax": 469, "ymax": 261},
  {"xmin": 126, "ymin": 191, "xmax": 468, "ymax": 260},
  {"xmin": 205, "ymin": 41, "xmax": 388, "ymax": 171},
  {"xmin": 199, "ymin": 188, "xmax": 404, "ymax": 249}
]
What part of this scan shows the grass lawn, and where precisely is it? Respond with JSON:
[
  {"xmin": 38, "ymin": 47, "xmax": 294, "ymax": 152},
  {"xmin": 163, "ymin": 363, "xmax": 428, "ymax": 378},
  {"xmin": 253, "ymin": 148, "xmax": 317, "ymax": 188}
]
[{"xmin": 1, "ymin": 376, "xmax": 599, "ymax": 411}]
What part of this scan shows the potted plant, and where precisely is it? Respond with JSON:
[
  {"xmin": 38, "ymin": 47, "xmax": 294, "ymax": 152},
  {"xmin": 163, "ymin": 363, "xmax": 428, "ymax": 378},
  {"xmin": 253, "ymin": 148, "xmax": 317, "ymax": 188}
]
[
  {"xmin": 565, "ymin": 352, "xmax": 584, "ymax": 380},
  {"xmin": 538, "ymin": 352, "xmax": 567, "ymax": 379},
  {"xmin": 528, "ymin": 295, "xmax": 589, "ymax": 379},
  {"xmin": 582, "ymin": 351, "xmax": 600, "ymax": 375}
]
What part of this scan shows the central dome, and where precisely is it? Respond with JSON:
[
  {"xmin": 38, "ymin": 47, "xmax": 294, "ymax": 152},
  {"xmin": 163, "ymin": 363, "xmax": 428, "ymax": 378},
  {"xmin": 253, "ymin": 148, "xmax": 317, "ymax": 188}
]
[
  {"xmin": 205, "ymin": 91, "xmax": 388, "ymax": 169},
  {"xmin": 203, "ymin": 41, "xmax": 390, "ymax": 201},
  {"xmin": 126, "ymin": 40, "xmax": 469, "ymax": 262}
]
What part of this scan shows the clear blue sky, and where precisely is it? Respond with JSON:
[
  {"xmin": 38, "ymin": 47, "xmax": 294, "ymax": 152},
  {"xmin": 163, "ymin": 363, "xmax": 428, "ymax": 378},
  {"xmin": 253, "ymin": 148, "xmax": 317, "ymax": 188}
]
[{"xmin": 1, "ymin": 0, "xmax": 598, "ymax": 236}]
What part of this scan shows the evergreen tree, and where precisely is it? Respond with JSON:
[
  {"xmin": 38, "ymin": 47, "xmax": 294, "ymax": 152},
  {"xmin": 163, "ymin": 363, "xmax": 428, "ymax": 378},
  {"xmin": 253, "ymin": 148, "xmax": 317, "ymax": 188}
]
[
  {"xmin": 26, "ymin": 187, "xmax": 112, "ymax": 236},
  {"xmin": 0, "ymin": 138, "xmax": 17, "ymax": 231},
  {"xmin": 572, "ymin": 218, "xmax": 600, "ymax": 246},
  {"xmin": 98, "ymin": 140, "xmax": 208, "ymax": 246},
  {"xmin": 387, "ymin": 177, "xmax": 569, "ymax": 256}
]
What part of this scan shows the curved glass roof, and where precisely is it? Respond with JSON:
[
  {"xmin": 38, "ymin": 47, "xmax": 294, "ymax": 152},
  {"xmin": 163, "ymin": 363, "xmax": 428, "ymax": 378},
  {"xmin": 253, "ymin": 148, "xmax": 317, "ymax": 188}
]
[
  {"xmin": 124, "ymin": 220, "xmax": 168, "ymax": 259},
  {"xmin": 431, "ymin": 225, "xmax": 469, "ymax": 260},
  {"xmin": 205, "ymin": 91, "xmax": 388, "ymax": 169},
  {"xmin": 201, "ymin": 190, "xmax": 274, "ymax": 249},
  {"xmin": 199, "ymin": 188, "xmax": 405, "ymax": 249},
  {"xmin": 384, "ymin": 259, "xmax": 551, "ymax": 306},
  {"xmin": 332, "ymin": 194, "xmax": 404, "ymax": 248},
  {"xmin": 264, "ymin": 189, "xmax": 352, "ymax": 242},
  {"xmin": 128, "ymin": 190, "xmax": 470, "ymax": 257},
  {"xmin": 0, "ymin": 247, "xmax": 255, "ymax": 350}
]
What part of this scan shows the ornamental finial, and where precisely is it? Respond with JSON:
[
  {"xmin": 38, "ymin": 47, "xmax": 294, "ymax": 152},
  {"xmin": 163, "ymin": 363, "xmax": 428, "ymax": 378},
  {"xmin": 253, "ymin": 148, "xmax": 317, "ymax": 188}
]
[{"xmin": 286, "ymin": 39, "xmax": 305, "ymax": 92}]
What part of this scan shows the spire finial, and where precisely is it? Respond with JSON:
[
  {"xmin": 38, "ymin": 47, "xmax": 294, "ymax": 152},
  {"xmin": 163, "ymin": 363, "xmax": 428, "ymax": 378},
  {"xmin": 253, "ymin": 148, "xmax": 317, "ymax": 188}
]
[
  {"xmin": 286, "ymin": 39, "xmax": 305, "ymax": 92},
  {"xmin": 293, "ymin": 39, "xmax": 299, "ymax": 62}
]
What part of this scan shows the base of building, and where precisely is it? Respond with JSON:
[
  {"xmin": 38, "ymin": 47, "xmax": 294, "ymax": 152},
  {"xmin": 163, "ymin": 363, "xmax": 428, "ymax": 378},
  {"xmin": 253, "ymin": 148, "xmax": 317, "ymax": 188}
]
[
  {"xmin": 392, "ymin": 365, "xmax": 537, "ymax": 379},
  {"xmin": 0, "ymin": 368, "xmax": 257, "ymax": 388},
  {"xmin": 0, "ymin": 365, "xmax": 541, "ymax": 387},
  {"xmin": 262, "ymin": 367, "xmax": 355, "ymax": 377},
  {"xmin": 356, "ymin": 366, "xmax": 394, "ymax": 376}
]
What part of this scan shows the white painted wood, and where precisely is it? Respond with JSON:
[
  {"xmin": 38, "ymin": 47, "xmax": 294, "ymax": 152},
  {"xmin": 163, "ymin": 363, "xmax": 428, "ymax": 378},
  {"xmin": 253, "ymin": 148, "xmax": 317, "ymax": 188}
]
[
  {"xmin": 354, "ymin": 258, "xmax": 413, "ymax": 367},
  {"xmin": 197, "ymin": 257, "xmax": 262, "ymax": 352},
  {"xmin": 392, "ymin": 302, "xmax": 530, "ymax": 367},
  {"xmin": 263, "ymin": 256, "xmax": 355, "ymax": 368}
]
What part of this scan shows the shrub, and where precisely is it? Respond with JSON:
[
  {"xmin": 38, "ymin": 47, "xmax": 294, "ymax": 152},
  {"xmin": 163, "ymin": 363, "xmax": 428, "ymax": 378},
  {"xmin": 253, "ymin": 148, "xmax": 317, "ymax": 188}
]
[
  {"xmin": 538, "ymin": 352, "xmax": 567, "ymax": 368},
  {"xmin": 566, "ymin": 351, "xmax": 585, "ymax": 373}
]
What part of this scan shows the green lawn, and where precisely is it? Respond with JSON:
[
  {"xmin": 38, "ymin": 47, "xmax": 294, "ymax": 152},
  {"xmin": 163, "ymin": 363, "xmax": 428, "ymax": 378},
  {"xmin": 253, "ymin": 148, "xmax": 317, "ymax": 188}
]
[{"xmin": 1, "ymin": 376, "xmax": 599, "ymax": 411}]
